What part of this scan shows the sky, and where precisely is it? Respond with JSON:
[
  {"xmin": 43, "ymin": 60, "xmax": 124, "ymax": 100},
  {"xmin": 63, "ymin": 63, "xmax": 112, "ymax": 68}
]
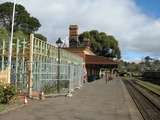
[
  {"xmin": 0, "ymin": 0, "xmax": 160, "ymax": 62},
  {"xmin": 135, "ymin": 0, "xmax": 160, "ymax": 18}
]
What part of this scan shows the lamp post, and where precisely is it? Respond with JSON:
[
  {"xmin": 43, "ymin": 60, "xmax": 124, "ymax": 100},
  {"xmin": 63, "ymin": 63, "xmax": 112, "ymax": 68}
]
[
  {"xmin": 56, "ymin": 38, "xmax": 63, "ymax": 93},
  {"xmin": 8, "ymin": 0, "xmax": 16, "ymax": 83}
]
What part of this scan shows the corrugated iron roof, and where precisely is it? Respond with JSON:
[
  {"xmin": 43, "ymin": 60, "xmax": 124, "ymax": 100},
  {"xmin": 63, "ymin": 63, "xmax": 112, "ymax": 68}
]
[{"xmin": 85, "ymin": 55, "xmax": 118, "ymax": 65}]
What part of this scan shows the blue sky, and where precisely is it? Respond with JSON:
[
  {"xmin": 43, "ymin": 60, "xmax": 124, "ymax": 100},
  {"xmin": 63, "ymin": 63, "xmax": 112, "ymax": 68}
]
[
  {"xmin": 123, "ymin": 51, "xmax": 148, "ymax": 62},
  {"xmin": 135, "ymin": 0, "xmax": 160, "ymax": 18}
]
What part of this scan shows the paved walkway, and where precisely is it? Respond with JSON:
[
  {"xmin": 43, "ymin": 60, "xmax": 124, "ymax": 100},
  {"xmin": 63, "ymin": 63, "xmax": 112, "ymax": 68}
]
[{"xmin": 0, "ymin": 78, "xmax": 143, "ymax": 120}]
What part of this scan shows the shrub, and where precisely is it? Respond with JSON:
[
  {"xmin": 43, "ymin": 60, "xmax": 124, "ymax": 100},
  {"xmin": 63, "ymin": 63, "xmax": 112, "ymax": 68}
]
[
  {"xmin": 0, "ymin": 84, "xmax": 5, "ymax": 103},
  {"xmin": 42, "ymin": 81, "xmax": 69, "ymax": 94},
  {"xmin": 42, "ymin": 83, "xmax": 57, "ymax": 94},
  {"xmin": 0, "ymin": 83, "xmax": 17, "ymax": 104}
]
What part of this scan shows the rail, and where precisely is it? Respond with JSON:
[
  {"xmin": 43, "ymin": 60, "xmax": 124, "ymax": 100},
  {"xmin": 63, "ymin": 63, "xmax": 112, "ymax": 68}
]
[{"xmin": 123, "ymin": 79, "xmax": 160, "ymax": 120}]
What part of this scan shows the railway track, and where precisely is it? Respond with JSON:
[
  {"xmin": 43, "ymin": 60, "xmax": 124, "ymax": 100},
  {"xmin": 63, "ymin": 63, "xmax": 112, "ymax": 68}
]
[
  {"xmin": 123, "ymin": 79, "xmax": 160, "ymax": 120},
  {"xmin": 134, "ymin": 80, "xmax": 160, "ymax": 109}
]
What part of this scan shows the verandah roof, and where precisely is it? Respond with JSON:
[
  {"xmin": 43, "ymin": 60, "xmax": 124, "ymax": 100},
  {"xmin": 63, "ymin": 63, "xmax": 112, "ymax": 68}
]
[{"xmin": 85, "ymin": 55, "xmax": 118, "ymax": 65}]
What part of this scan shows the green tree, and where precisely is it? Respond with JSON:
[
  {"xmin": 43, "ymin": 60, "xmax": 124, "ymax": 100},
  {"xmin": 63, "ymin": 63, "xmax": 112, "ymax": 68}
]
[
  {"xmin": 0, "ymin": 27, "xmax": 8, "ymax": 40},
  {"xmin": 35, "ymin": 33, "xmax": 47, "ymax": 42},
  {"xmin": 144, "ymin": 56, "xmax": 152, "ymax": 63},
  {"xmin": 79, "ymin": 32, "xmax": 90, "ymax": 42},
  {"xmin": 79, "ymin": 30, "xmax": 121, "ymax": 59},
  {"xmin": 0, "ymin": 2, "xmax": 41, "ymax": 33},
  {"xmin": 14, "ymin": 30, "xmax": 27, "ymax": 40}
]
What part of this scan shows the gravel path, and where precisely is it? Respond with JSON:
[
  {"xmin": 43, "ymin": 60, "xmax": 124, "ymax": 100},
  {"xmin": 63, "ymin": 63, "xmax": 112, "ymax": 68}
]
[{"xmin": 0, "ymin": 78, "xmax": 143, "ymax": 120}]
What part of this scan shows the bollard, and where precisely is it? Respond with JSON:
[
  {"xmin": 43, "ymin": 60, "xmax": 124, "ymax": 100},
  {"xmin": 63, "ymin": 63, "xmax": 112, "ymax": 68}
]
[
  {"xmin": 39, "ymin": 91, "xmax": 45, "ymax": 100},
  {"xmin": 66, "ymin": 92, "xmax": 72, "ymax": 97},
  {"xmin": 24, "ymin": 96, "xmax": 28, "ymax": 104}
]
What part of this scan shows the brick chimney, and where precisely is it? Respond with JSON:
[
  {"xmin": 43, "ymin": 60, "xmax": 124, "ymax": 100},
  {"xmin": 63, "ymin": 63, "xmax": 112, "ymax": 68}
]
[{"xmin": 69, "ymin": 25, "xmax": 79, "ymax": 47}]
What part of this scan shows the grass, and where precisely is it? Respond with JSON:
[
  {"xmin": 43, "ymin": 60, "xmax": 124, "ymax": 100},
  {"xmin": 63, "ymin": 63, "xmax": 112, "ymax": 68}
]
[
  {"xmin": 135, "ymin": 79, "xmax": 160, "ymax": 95},
  {"xmin": 0, "ymin": 96, "xmax": 23, "ymax": 113},
  {"xmin": 0, "ymin": 104, "xmax": 6, "ymax": 112},
  {"xmin": 121, "ymin": 76, "xmax": 130, "ymax": 80}
]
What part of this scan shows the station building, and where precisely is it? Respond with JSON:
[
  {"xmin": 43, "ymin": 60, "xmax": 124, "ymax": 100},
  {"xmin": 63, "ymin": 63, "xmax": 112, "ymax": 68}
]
[{"xmin": 64, "ymin": 25, "xmax": 118, "ymax": 82}]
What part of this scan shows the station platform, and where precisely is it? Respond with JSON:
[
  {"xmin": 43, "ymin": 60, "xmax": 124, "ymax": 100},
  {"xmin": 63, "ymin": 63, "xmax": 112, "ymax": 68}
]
[
  {"xmin": 0, "ymin": 78, "xmax": 143, "ymax": 120},
  {"xmin": 69, "ymin": 78, "xmax": 143, "ymax": 120}
]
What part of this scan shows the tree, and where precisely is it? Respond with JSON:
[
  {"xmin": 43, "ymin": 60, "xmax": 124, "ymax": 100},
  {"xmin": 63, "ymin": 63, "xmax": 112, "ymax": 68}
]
[
  {"xmin": 0, "ymin": 27, "xmax": 8, "ymax": 40},
  {"xmin": 14, "ymin": 30, "xmax": 27, "ymax": 40},
  {"xmin": 0, "ymin": 27, "xmax": 9, "ymax": 48},
  {"xmin": 0, "ymin": 2, "xmax": 41, "ymax": 33},
  {"xmin": 144, "ymin": 56, "xmax": 152, "ymax": 63},
  {"xmin": 35, "ymin": 33, "xmax": 47, "ymax": 42},
  {"xmin": 79, "ymin": 30, "xmax": 121, "ymax": 59}
]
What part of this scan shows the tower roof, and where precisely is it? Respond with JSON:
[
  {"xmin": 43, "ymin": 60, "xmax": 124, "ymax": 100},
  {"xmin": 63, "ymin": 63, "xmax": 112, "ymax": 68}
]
[{"xmin": 69, "ymin": 25, "xmax": 78, "ymax": 29}]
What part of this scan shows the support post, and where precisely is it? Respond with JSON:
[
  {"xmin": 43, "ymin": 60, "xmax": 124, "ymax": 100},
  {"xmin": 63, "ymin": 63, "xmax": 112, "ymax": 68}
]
[
  {"xmin": 57, "ymin": 47, "xmax": 60, "ymax": 93},
  {"xmin": 67, "ymin": 63, "xmax": 73, "ymax": 96},
  {"xmin": 15, "ymin": 38, "xmax": 19, "ymax": 87},
  {"xmin": 20, "ymin": 38, "xmax": 26, "ymax": 89},
  {"xmin": 111, "ymin": 69, "xmax": 114, "ymax": 79},
  {"xmin": 7, "ymin": 0, "xmax": 16, "ymax": 84},
  {"xmin": 2, "ymin": 40, "xmax": 5, "ymax": 71},
  {"xmin": 28, "ymin": 34, "xmax": 34, "ymax": 98}
]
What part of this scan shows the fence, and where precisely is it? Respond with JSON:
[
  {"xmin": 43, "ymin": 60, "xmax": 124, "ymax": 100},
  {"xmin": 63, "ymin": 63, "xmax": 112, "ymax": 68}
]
[
  {"xmin": 30, "ymin": 62, "xmax": 83, "ymax": 94},
  {"xmin": 0, "ymin": 33, "xmax": 85, "ymax": 96}
]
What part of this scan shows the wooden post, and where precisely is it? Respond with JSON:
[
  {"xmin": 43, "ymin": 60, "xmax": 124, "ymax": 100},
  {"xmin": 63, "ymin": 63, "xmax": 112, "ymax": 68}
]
[
  {"xmin": 2, "ymin": 40, "xmax": 5, "ymax": 71},
  {"xmin": 22, "ymin": 38, "xmax": 25, "ymax": 74},
  {"xmin": 15, "ymin": 38, "xmax": 19, "ymax": 87},
  {"xmin": 111, "ymin": 69, "xmax": 114, "ymax": 80},
  {"xmin": 105, "ymin": 70, "xmax": 109, "ymax": 83},
  {"xmin": 28, "ymin": 34, "xmax": 34, "ymax": 98},
  {"xmin": 21, "ymin": 38, "xmax": 26, "ymax": 89}
]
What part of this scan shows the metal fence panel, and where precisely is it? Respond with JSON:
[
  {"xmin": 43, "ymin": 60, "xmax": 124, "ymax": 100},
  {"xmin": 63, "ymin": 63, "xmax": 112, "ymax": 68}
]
[{"xmin": 31, "ymin": 62, "xmax": 83, "ymax": 95}]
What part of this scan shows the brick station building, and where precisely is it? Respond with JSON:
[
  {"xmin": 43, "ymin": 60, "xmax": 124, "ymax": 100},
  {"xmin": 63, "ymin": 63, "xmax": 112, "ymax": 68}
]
[{"xmin": 64, "ymin": 25, "xmax": 118, "ymax": 82}]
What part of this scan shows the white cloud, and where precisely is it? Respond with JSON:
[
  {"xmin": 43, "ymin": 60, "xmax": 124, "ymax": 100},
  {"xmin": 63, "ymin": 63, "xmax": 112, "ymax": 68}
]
[{"xmin": 1, "ymin": 0, "xmax": 160, "ymax": 59}]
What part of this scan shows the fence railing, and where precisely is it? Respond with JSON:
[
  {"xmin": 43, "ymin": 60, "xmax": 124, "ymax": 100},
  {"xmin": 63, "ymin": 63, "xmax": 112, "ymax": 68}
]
[
  {"xmin": 15, "ymin": 62, "xmax": 84, "ymax": 95},
  {"xmin": 0, "ymin": 33, "xmax": 85, "ymax": 96}
]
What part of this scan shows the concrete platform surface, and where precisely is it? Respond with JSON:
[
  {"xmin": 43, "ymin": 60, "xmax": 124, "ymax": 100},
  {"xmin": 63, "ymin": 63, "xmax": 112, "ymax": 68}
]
[{"xmin": 0, "ymin": 78, "xmax": 143, "ymax": 120}]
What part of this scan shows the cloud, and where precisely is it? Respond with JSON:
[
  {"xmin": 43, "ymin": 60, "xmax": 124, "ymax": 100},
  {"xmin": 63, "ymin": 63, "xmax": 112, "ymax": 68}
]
[{"xmin": 1, "ymin": 0, "xmax": 160, "ymax": 59}]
